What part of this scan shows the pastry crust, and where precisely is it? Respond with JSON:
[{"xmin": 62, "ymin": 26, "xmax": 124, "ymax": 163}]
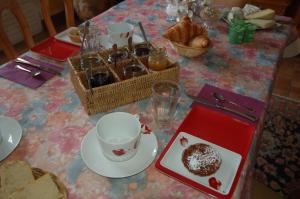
[
  {"xmin": 163, "ymin": 16, "xmax": 206, "ymax": 45},
  {"xmin": 182, "ymin": 143, "xmax": 222, "ymax": 176}
]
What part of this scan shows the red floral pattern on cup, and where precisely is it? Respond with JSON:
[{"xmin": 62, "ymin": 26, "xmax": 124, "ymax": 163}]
[
  {"xmin": 112, "ymin": 149, "xmax": 126, "ymax": 156},
  {"xmin": 141, "ymin": 124, "xmax": 151, "ymax": 134}
]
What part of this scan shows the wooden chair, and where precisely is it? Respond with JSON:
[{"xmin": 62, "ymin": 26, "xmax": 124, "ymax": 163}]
[
  {"xmin": 39, "ymin": 0, "xmax": 75, "ymax": 36},
  {"xmin": 0, "ymin": 0, "xmax": 35, "ymax": 60}
]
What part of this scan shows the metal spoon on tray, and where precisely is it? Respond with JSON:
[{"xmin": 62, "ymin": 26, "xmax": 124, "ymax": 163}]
[{"xmin": 212, "ymin": 92, "xmax": 255, "ymax": 112}]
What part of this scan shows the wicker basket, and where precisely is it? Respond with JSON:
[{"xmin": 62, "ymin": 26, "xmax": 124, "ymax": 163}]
[
  {"xmin": 32, "ymin": 168, "xmax": 68, "ymax": 199},
  {"xmin": 171, "ymin": 41, "xmax": 211, "ymax": 58},
  {"xmin": 68, "ymin": 43, "xmax": 180, "ymax": 115}
]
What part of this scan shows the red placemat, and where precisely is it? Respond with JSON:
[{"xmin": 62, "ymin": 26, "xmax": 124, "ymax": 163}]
[{"xmin": 31, "ymin": 37, "xmax": 80, "ymax": 61}]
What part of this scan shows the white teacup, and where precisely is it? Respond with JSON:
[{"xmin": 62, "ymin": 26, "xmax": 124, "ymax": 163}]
[
  {"xmin": 107, "ymin": 22, "xmax": 134, "ymax": 46},
  {"xmin": 96, "ymin": 112, "xmax": 141, "ymax": 162}
]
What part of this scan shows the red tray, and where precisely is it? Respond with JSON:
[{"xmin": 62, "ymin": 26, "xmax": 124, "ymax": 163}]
[
  {"xmin": 156, "ymin": 105, "xmax": 256, "ymax": 199},
  {"xmin": 31, "ymin": 37, "xmax": 80, "ymax": 62}
]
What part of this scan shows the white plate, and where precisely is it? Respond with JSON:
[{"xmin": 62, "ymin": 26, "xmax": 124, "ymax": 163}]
[
  {"xmin": 160, "ymin": 132, "xmax": 242, "ymax": 195},
  {"xmin": 81, "ymin": 127, "xmax": 157, "ymax": 178},
  {"xmin": 99, "ymin": 34, "xmax": 144, "ymax": 49},
  {"xmin": 0, "ymin": 116, "xmax": 22, "ymax": 161},
  {"xmin": 55, "ymin": 27, "xmax": 81, "ymax": 46},
  {"xmin": 55, "ymin": 27, "xmax": 144, "ymax": 49}
]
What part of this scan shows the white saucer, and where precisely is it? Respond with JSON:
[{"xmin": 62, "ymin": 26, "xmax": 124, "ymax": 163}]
[
  {"xmin": 81, "ymin": 127, "xmax": 158, "ymax": 178},
  {"xmin": 100, "ymin": 34, "xmax": 144, "ymax": 49},
  {"xmin": 0, "ymin": 116, "xmax": 22, "ymax": 161}
]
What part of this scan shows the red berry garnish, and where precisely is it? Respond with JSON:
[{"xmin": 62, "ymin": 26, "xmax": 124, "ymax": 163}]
[{"xmin": 209, "ymin": 177, "xmax": 222, "ymax": 190}]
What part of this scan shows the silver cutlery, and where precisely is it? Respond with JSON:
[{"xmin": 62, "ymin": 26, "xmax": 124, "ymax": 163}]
[
  {"xmin": 212, "ymin": 92, "xmax": 255, "ymax": 112},
  {"xmin": 185, "ymin": 92, "xmax": 257, "ymax": 122},
  {"xmin": 15, "ymin": 65, "xmax": 41, "ymax": 77},
  {"xmin": 15, "ymin": 58, "xmax": 61, "ymax": 76}
]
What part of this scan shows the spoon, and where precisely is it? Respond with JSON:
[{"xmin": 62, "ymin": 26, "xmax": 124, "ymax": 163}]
[
  {"xmin": 138, "ymin": 22, "xmax": 150, "ymax": 49},
  {"xmin": 15, "ymin": 65, "xmax": 41, "ymax": 77},
  {"xmin": 212, "ymin": 92, "xmax": 255, "ymax": 112}
]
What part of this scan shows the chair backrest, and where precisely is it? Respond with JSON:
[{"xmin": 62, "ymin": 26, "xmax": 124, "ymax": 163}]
[
  {"xmin": 0, "ymin": 0, "xmax": 35, "ymax": 60},
  {"xmin": 40, "ymin": 0, "xmax": 75, "ymax": 36}
]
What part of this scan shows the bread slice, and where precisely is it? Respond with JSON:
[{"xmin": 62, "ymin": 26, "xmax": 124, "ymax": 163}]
[
  {"xmin": 244, "ymin": 9, "xmax": 275, "ymax": 20},
  {"xmin": 8, "ymin": 174, "xmax": 63, "ymax": 199},
  {"xmin": 246, "ymin": 19, "xmax": 276, "ymax": 29},
  {"xmin": 0, "ymin": 161, "xmax": 35, "ymax": 196}
]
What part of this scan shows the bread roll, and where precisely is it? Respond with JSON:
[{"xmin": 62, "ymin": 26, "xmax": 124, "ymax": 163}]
[
  {"xmin": 8, "ymin": 174, "xmax": 63, "ymax": 199},
  {"xmin": 0, "ymin": 161, "xmax": 35, "ymax": 198},
  {"xmin": 244, "ymin": 9, "xmax": 275, "ymax": 20},
  {"xmin": 188, "ymin": 35, "xmax": 210, "ymax": 48},
  {"xmin": 68, "ymin": 28, "xmax": 81, "ymax": 43}
]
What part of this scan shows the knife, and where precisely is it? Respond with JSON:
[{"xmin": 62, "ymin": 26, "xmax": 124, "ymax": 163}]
[
  {"xmin": 186, "ymin": 93, "xmax": 258, "ymax": 122},
  {"xmin": 15, "ymin": 58, "xmax": 61, "ymax": 76}
]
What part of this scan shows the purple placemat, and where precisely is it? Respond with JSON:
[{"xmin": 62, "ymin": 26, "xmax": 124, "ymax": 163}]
[
  {"xmin": 192, "ymin": 84, "xmax": 266, "ymax": 124},
  {"xmin": 0, "ymin": 56, "xmax": 64, "ymax": 89}
]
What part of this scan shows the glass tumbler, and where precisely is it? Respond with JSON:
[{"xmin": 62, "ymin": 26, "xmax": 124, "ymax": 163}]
[
  {"xmin": 79, "ymin": 24, "xmax": 103, "ymax": 51},
  {"xmin": 151, "ymin": 80, "xmax": 180, "ymax": 129},
  {"xmin": 148, "ymin": 47, "xmax": 169, "ymax": 71},
  {"xmin": 165, "ymin": 0, "xmax": 178, "ymax": 22}
]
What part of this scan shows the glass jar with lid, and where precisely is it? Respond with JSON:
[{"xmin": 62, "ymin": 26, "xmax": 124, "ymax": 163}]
[{"xmin": 148, "ymin": 47, "xmax": 169, "ymax": 71}]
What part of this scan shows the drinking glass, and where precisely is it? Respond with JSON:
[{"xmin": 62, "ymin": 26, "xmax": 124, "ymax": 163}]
[
  {"xmin": 165, "ymin": 0, "xmax": 178, "ymax": 22},
  {"xmin": 79, "ymin": 24, "xmax": 103, "ymax": 51},
  {"xmin": 199, "ymin": 5, "xmax": 221, "ymax": 30},
  {"xmin": 152, "ymin": 80, "xmax": 180, "ymax": 129},
  {"xmin": 176, "ymin": 0, "xmax": 193, "ymax": 22}
]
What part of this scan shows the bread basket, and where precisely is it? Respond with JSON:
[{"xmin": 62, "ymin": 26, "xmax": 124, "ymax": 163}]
[{"xmin": 170, "ymin": 41, "xmax": 211, "ymax": 58}]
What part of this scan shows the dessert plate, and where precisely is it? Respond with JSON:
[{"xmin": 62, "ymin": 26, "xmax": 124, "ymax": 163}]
[
  {"xmin": 81, "ymin": 127, "xmax": 157, "ymax": 178},
  {"xmin": 159, "ymin": 132, "xmax": 241, "ymax": 195},
  {"xmin": 55, "ymin": 27, "xmax": 81, "ymax": 46},
  {"xmin": 31, "ymin": 37, "xmax": 80, "ymax": 62},
  {"xmin": 0, "ymin": 116, "xmax": 22, "ymax": 161}
]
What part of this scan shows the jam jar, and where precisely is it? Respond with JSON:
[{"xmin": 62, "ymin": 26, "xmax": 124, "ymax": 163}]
[{"xmin": 148, "ymin": 47, "xmax": 168, "ymax": 71}]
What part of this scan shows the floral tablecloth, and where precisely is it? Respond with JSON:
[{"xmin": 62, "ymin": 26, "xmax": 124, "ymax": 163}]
[{"xmin": 0, "ymin": 0, "xmax": 291, "ymax": 198}]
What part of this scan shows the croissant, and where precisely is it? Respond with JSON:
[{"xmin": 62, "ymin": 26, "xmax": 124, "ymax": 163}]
[
  {"xmin": 163, "ymin": 16, "xmax": 206, "ymax": 45},
  {"xmin": 163, "ymin": 17, "xmax": 191, "ymax": 44},
  {"xmin": 188, "ymin": 35, "xmax": 210, "ymax": 48}
]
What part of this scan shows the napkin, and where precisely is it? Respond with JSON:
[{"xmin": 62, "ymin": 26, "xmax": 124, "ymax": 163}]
[
  {"xmin": 192, "ymin": 84, "xmax": 266, "ymax": 124},
  {"xmin": 0, "ymin": 56, "xmax": 64, "ymax": 89}
]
